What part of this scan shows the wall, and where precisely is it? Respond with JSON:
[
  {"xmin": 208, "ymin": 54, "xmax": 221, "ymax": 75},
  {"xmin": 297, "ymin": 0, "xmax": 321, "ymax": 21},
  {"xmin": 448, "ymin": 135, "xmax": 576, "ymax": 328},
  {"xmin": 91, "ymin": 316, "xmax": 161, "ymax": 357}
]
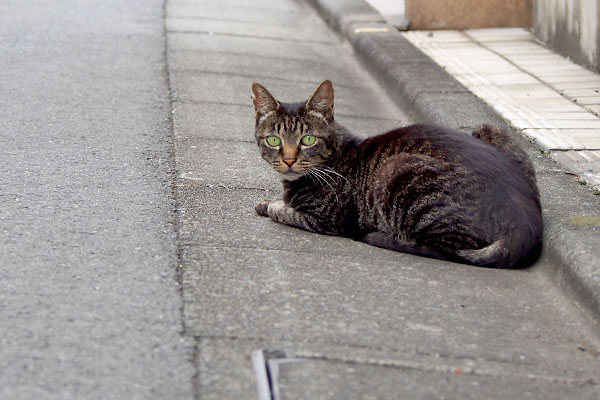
[{"xmin": 534, "ymin": 0, "xmax": 600, "ymax": 72}]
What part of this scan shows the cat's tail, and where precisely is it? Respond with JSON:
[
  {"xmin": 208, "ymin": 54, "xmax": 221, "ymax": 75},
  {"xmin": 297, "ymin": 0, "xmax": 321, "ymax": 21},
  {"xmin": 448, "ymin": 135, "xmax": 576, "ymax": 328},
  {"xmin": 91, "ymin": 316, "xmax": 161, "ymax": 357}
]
[{"xmin": 456, "ymin": 221, "xmax": 542, "ymax": 269}]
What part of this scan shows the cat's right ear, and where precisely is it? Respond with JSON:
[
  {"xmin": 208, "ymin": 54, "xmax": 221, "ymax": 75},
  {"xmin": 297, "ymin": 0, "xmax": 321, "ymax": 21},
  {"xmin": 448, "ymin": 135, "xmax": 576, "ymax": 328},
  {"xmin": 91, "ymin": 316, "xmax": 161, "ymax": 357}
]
[{"xmin": 252, "ymin": 83, "xmax": 280, "ymax": 123}]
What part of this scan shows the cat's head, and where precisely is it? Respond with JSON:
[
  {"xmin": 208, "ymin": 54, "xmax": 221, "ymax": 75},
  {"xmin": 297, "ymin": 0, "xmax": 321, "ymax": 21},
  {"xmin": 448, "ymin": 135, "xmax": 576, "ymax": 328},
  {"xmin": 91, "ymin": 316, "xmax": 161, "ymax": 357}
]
[{"xmin": 251, "ymin": 80, "xmax": 336, "ymax": 181}]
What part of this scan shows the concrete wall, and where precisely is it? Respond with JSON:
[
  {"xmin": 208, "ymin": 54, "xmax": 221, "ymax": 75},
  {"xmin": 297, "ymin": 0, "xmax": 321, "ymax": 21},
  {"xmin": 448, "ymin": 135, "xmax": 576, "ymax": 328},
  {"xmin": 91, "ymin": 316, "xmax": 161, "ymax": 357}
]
[{"xmin": 534, "ymin": 0, "xmax": 600, "ymax": 72}]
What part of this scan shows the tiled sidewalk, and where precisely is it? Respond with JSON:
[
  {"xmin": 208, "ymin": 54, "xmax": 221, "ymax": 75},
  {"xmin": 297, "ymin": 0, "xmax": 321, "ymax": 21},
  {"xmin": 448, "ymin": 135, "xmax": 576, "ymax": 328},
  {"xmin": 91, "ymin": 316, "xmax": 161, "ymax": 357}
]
[{"xmin": 402, "ymin": 28, "xmax": 600, "ymax": 189}]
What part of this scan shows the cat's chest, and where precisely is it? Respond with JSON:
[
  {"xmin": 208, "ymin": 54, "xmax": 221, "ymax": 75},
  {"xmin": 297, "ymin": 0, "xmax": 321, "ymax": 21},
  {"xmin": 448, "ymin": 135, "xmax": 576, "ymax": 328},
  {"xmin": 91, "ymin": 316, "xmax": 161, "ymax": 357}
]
[{"xmin": 285, "ymin": 176, "xmax": 354, "ymax": 215}]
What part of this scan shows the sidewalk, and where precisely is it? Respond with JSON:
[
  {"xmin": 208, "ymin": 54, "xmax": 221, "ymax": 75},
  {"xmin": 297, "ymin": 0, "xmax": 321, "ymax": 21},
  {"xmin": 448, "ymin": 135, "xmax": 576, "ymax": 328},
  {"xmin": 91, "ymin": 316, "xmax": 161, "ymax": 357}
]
[
  {"xmin": 404, "ymin": 28, "xmax": 600, "ymax": 190},
  {"xmin": 311, "ymin": 0, "xmax": 600, "ymax": 323},
  {"xmin": 166, "ymin": 0, "xmax": 600, "ymax": 398}
]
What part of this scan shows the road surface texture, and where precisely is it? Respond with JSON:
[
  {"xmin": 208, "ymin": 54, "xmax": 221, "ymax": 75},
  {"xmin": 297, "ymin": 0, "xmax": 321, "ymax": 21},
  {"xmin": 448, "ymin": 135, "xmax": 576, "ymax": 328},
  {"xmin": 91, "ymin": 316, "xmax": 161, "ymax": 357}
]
[{"xmin": 1, "ymin": 0, "xmax": 194, "ymax": 399}]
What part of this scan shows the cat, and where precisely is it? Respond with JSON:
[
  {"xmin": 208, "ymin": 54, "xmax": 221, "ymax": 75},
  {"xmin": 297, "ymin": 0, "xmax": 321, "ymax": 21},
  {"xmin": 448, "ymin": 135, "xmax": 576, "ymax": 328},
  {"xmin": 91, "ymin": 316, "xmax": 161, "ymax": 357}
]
[{"xmin": 251, "ymin": 80, "xmax": 543, "ymax": 269}]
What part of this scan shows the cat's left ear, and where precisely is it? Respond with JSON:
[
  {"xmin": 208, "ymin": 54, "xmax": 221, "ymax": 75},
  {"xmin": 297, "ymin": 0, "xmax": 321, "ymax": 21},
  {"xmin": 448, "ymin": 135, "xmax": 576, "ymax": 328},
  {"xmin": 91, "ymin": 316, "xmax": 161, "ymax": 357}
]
[
  {"xmin": 252, "ymin": 83, "xmax": 280, "ymax": 122},
  {"xmin": 306, "ymin": 80, "xmax": 334, "ymax": 123}
]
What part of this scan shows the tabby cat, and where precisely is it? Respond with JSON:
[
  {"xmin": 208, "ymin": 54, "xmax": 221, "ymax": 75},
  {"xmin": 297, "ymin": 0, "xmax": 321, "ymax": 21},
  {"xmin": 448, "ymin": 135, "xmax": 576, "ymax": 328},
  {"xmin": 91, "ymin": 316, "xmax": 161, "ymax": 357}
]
[{"xmin": 252, "ymin": 80, "xmax": 543, "ymax": 268}]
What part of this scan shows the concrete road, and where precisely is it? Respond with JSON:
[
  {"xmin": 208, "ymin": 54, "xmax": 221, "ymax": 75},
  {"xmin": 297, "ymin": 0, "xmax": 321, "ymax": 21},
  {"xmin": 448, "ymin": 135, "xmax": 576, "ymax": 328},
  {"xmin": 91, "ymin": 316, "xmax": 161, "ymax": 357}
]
[
  {"xmin": 1, "ymin": 0, "xmax": 193, "ymax": 399},
  {"xmin": 167, "ymin": 0, "xmax": 600, "ymax": 399}
]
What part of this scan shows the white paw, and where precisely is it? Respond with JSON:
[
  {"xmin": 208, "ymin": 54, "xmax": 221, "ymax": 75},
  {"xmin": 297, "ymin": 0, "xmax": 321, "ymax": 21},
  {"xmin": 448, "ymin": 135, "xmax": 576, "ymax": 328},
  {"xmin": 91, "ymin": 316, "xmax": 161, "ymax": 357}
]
[{"xmin": 267, "ymin": 199, "xmax": 286, "ymax": 215}]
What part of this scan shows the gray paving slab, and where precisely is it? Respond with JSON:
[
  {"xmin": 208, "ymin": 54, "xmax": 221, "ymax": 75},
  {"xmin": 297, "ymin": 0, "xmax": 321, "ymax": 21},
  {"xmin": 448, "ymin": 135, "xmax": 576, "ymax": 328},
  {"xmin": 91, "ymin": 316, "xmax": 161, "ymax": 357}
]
[
  {"xmin": 167, "ymin": 1, "xmax": 303, "ymax": 24},
  {"xmin": 273, "ymin": 358, "xmax": 600, "ymax": 400},
  {"xmin": 175, "ymin": 185, "xmax": 416, "ymax": 257},
  {"xmin": 549, "ymin": 150, "xmax": 600, "ymax": 188},
  {"xmin": 194, "ymin": 336, "xmax": 600, "ymax": 400},
  {"xmin": 172, "ymin": 102, "xmax": 255, "ymax": 142},
  {"xmin": 182, "ymin": 246, "xmax": 600, "ymax": 381},
  {"xmin": 166, "ymin": 15, "xmax": 336, "ymax": 43},
  {"xmin": 171, "ymin": 72, "xmax": 403, "ymax": 120},
  {"xmin": 168, "ymin": 50, "xmax": 362, "ymax": 85},
  {"xmin": 194, "ymin": 338, "xmax": 259, "ymax": 400},
  {"xmin": 175, "ymin": 140, "xmax": 281, "ymax": 190},
  {"xmin": 170, "ymin": 0, "xmax": 303, "ymax": 12},
  {"xmin": 172, "ymin": 102, "xmax": 404, "ymax": 144},
  {"xmin": 168, "ymin": 32, "xmax": 340, "ymax": 60}
]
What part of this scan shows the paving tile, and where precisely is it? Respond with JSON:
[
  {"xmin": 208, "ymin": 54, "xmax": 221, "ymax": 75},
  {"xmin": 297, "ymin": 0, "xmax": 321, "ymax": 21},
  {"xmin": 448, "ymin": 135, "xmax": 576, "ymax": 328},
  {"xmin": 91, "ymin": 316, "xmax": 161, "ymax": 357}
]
[
  {"xmin": 506, "ymin": 54, "xmax": 571, "ymax": 66},
  {"xmin": 585, "ymin": 104, "xmax": 600, "ymax": 115},
  {"xmin": 495, "ymin": 83, "xmax": 561, "ymax": 99},
  {"xmin": 452, "ymin": 60, "xmax": 521, "ymax": 75},
  {"xmin": 166, "ymin": 17, "xmax": 336, "ymax": 43},
  {"xmin": 274, "ymin": 357, "xmax": 600, "ymax": 400},
  {"xmin": 182, "ymin": 246, "xmax": 600, "ymax": 382},
  {"xmin": 175, "ymin": 139, "xmax": 281, "ymax": 190},
  {"xmin": 171, "ymin": 101, "xmax": 403, "ymax": 144},
  {"xmin": 167, "ymin": 32, "xmax": 342, "ymax": 61},
  {"xmin": 538, "ymin": 112, "xmax": 599, "ymax": 120},
  {"xmin": 478, "ymin": 72, "xmax": 540, "ymax": 85},
  {"xmin": 169, "ymin": 0, "xmax": 302, "ymax": 12},
  {"xmin": 573, "ymin": 96, "xmax": 600, "ymax": 106},
  {"xmin": 523, "ymin": 129, "xmax": 587, "ymax": 150},
  {"xmin": 435, "ymin": 46, "xmax": 496, "ymax": 61},
  {"xmin": 573, "ymin": 136, "xmax": 600, "ymax": 149},
  {"xmin": 168, "ymin": 48, "xmax": 360, "ymax": 84},
  {"xmin": 542, "ymin": 119, "xmax": 600, "ymax": 129},
  {"xmin": 173, "ymin": 102, "xmax": 254, "ymax": 142},
  {"xmin": 405, "ymin": 30, "xmax": 469, "ymax": 43},
  {"xmin": 404, "ymin": 26, "xmax": 600, "ymax": 163},
  {"xmin": 170, "ymin": 72, "xmax": 400, "ymax": 120},
  {"xmin": 465, "ymin": 27, "xmax": 533, "ymax": 42},
  {"xmin": 485, "ymin": 42, "xmax": 552, "ymax": 56},
  {"xmin": 542, "ymin": 74, "xmax": 600, "ymax": 84},
  {"xmin": 167, "ymin": 1, "xmax": 303, "ymax": 24},
  {"xmin": 550, "ymin": 151, "xmax": 600, "ymax": 185},
  {"xmin": 513, "ymin": 97, "xmax": 585, "ymax": 112},
  {"xmin": 552, "ymin": 81, "xmax": 600, "ymax": 90}
]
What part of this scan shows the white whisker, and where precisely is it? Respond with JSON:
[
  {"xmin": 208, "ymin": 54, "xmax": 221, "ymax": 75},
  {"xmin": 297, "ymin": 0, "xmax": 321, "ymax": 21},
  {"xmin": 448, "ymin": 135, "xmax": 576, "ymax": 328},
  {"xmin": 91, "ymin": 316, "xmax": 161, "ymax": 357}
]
[
  {"xmin": 305, "ymin": 170, "xmax": 324, "ymax": 187},
  {"xmin": 309, "ymin": 168, "xmax": 340, "ymax": 203},
  {"xmin": 316, "ymin": 166, "xmax": 350, "ymax": 185}
]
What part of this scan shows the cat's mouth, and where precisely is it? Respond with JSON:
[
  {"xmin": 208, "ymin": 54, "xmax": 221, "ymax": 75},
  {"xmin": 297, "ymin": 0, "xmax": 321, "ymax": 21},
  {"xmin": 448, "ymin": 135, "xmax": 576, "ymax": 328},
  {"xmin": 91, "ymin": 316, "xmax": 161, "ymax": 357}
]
[
  {"xmin": 280, "ymin": 169, "xmax": 304, "ymax": 181},
  {"xmin": 273, "ymin": 160, "xmax": 312, "ymax": 181}
]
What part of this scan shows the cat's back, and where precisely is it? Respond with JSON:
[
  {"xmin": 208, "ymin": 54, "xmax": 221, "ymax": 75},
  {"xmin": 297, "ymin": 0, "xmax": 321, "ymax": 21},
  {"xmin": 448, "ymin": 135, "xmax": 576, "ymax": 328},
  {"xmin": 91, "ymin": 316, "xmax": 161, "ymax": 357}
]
[
  {"xmin": 361, "ymin": 124, "xmax": 496, "ymax": 161},
  {"xmin": 359, "ymin": 124, "xmax": 531, "ymax": 187},
  {"xmin": 354, "ymin": 123, "xmax": 542, "ymax": 268}
]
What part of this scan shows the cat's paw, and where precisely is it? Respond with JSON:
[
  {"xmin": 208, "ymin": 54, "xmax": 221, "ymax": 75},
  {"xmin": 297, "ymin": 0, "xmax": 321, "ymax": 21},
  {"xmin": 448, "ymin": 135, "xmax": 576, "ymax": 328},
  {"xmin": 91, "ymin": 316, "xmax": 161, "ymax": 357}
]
[{"xmin": 255, "ymin": 200, "xmax": 271, "ymax": 216}]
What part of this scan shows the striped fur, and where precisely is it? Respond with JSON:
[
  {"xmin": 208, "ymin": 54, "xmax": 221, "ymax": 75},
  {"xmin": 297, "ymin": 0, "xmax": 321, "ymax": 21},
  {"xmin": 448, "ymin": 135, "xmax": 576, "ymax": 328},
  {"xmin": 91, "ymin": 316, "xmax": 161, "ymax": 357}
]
[{"xmin": 252, "ymin": 81, "xmax": 543, "ymax": 268}]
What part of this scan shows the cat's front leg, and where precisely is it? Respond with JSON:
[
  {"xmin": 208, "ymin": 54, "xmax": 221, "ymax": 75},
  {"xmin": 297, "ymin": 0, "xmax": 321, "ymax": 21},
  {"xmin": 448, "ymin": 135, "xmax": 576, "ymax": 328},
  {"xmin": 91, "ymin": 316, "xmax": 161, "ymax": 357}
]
[{"xmin": 255, "ymin": 199, "xmax": 321, "ymax": 233}]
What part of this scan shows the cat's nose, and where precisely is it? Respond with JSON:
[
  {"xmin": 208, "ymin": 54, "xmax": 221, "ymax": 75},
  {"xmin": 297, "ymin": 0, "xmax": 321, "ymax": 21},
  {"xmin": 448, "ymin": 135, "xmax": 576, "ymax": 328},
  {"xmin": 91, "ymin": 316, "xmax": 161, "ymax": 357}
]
[{"xmin": 282, "ymin": 158, "xmax": 296, "ymax": 167}]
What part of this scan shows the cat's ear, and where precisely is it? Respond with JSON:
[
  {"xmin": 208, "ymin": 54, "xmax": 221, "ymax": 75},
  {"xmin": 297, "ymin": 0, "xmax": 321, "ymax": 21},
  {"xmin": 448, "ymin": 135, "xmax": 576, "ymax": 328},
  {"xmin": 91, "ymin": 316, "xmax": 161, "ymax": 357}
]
[
  {"xmin": 252, "ymin": 83, "xmax": 280, "ymax": 121},
  {"xmin": 306, "ymin": 80, "xmax": 334, "ymax": 122}
]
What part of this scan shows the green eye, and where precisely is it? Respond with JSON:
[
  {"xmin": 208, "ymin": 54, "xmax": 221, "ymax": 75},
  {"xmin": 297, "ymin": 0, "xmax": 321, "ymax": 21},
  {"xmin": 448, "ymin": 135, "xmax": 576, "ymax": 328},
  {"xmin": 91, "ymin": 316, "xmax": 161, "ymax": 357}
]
[
  {"xmin": 301, "ymin": 135, "xmax": 316, "ymax": 146},
  {"xmin": 266, "ymin": 136, "xmax": 281, "ymax": 147}
]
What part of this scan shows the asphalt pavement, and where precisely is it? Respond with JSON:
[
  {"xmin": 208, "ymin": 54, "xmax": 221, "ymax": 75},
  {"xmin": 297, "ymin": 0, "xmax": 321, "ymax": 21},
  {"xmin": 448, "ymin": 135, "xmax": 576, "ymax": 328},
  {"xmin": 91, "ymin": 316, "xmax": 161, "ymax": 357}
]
[
  {"xmin": 1, "ymin": 1, "xmax": 193, "ymax": 399},
  {"xmin": 2, "ymin": 0, "xmax": 599, "ymax": 399}
]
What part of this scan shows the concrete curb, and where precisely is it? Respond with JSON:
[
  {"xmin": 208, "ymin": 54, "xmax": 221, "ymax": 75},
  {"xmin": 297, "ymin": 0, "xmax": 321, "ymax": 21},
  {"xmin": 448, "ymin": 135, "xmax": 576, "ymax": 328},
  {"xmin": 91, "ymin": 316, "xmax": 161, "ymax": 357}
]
[{"xmin": 308, "ymin": 0, "xmax": 600, "ymax": 325}]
